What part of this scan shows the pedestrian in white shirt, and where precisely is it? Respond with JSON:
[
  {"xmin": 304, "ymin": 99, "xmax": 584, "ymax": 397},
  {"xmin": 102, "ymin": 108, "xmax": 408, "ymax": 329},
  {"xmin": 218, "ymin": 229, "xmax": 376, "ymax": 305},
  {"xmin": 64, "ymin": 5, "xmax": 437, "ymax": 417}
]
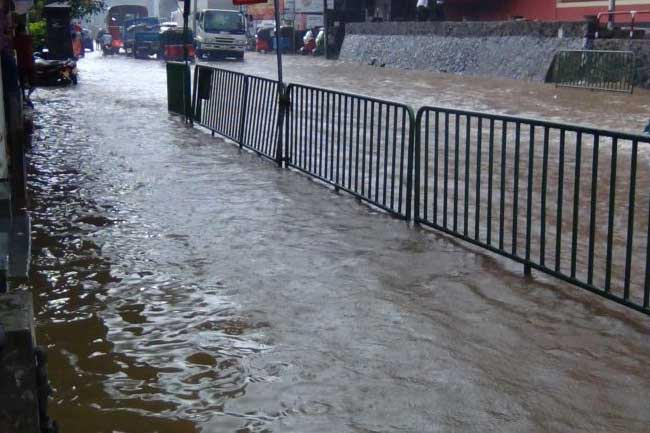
[{"xmin": 417, "ymin": 0, "xmax": 429, "ymax": 21}]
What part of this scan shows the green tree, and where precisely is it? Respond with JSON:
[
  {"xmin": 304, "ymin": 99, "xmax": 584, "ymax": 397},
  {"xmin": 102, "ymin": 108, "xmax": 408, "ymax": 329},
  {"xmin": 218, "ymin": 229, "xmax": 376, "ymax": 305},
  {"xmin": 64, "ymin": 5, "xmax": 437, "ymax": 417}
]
[
  {"xmin": 30, "ymin": 0, "xmax": 106, "ymax": 21},
  {"xmin": 28, "ymin": 20, "xmax": 47, "ymax": 50}
]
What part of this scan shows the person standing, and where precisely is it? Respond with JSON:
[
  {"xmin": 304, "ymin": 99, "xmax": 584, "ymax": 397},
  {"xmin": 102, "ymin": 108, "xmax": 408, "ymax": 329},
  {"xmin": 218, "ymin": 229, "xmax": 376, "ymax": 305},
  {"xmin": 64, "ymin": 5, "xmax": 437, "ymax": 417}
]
[
  {"xmin": 435, "ymin": 0, "xmax": 446, "ymax": 21},
  {"xmin": 416, "ymin": 0, "xmax": 428, "ymax": 21}
]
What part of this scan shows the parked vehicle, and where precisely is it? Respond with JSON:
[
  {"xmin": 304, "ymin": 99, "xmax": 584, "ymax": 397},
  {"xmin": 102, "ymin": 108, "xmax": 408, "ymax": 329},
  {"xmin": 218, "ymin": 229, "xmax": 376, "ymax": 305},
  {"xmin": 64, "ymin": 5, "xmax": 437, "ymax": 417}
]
[
  {"xmin": 172, "ymin": 0, "xmax": 246, "ymax": 60},
  {"xmin": 123, "ymin": 17, "xmax": 160, "ymax": 58},
  {"xmin": 106, "ymin": 5, "xmax": 148, "ymax": 54},
  {"xmin": 33, "ymin": 51, "xmax": 77, "ymax": 86},
  {"xmin": 256, "ymin": 27, "xmax": 272, "ymax": 53},
  {"xmin": 160, "ymin": 28, "xmax": 195, "ymax": 61},
  {"xmin": 82, "ymin": 28, "xmax": 94, "ymax": 51},
  {"xmin": 98, "ymin": 31, "xmax": 114, "ymax": 55}
]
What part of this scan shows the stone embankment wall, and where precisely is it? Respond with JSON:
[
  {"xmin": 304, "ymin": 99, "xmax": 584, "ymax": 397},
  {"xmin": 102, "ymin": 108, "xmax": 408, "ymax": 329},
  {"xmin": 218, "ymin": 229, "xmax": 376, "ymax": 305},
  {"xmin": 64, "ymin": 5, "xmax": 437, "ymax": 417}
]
[{"xmin": 340, "ymin": 21, "xmax": 588, "ymax": 82}]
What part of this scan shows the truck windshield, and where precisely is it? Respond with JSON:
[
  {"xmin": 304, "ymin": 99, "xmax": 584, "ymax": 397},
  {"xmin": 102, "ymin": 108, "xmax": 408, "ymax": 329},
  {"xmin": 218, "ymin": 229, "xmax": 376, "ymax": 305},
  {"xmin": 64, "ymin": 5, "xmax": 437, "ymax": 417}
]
[{"xmin": 204, "ymin": 11, "xmax": 244, "ymax": 34}]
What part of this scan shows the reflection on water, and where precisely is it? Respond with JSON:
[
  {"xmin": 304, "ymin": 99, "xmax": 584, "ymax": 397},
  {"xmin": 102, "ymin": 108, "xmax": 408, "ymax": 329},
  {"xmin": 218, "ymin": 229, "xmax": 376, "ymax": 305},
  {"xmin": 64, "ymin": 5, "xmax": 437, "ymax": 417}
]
[{"xmin": 26, "ymin": 53, "xmax": 650, "ymax": 433}]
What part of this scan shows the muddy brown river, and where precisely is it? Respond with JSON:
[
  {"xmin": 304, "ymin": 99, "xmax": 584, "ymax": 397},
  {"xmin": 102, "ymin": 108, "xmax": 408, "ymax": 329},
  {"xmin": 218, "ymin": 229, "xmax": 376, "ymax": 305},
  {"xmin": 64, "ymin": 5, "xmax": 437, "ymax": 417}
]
[{"xmin": 26, "ymin": 52, "xmax": 650, "ymax": 433}]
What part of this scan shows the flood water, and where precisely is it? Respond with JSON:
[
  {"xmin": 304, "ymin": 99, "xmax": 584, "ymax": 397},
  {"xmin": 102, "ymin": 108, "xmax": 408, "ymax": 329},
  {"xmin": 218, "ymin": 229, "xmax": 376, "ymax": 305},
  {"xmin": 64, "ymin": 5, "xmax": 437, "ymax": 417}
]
[{"xmin": 27, "ymin": 52, "xmax": 650, "ymax": 433}]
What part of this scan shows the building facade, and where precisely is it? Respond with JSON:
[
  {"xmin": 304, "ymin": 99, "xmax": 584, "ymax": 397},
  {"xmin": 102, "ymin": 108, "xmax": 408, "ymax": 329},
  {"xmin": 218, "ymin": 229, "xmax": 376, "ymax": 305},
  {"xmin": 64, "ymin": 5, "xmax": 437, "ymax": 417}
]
[{"xmin": 445, "ymin": 0, "xmax": 650, "ymax": 22}]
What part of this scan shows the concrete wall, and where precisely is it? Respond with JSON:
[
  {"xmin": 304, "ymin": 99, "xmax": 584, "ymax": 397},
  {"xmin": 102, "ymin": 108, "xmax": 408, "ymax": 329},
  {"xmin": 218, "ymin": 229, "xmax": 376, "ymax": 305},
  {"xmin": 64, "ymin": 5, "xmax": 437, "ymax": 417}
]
[{"xmin": 339, "ymin": 21, "xmax": 587, "ymax": 82}]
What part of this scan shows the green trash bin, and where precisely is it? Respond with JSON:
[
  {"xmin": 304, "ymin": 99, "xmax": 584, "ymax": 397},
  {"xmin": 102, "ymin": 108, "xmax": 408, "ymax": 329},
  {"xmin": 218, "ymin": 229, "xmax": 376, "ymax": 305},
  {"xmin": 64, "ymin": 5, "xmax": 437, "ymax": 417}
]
[{"xmin": 166, "ymin": 62, "xmax": 191, "ymax": 117}]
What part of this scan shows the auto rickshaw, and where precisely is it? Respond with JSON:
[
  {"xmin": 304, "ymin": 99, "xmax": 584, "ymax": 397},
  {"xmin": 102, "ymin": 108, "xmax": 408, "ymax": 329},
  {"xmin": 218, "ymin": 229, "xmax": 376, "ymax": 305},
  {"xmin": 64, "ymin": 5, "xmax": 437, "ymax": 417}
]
[
  {"xmin": 256, "ymin": 27, "xmax": 272, "ymax": 53},
  {"xmin": 160, "ymin": 28, "xmax": 195, "ymax": 61}
]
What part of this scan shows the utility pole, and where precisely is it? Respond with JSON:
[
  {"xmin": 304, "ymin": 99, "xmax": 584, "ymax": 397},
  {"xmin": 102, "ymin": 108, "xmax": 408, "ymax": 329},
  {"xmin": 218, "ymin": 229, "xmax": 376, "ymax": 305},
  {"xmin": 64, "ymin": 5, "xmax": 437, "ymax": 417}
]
[
  {"xmin": 608, "ymin": 0, "xmax": 616, "ymax": 30},
  {"xmin": 272, "ymin": 0, "xmax": 288, "ymax": 167}
]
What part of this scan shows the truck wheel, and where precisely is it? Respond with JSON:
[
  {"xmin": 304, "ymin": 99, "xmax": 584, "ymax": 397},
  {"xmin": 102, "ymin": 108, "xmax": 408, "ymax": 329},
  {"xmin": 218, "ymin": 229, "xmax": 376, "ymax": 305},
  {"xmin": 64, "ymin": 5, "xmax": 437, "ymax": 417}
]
[{"xmin": 235, "ymin": 52, "xmax": 244, "ymax": 61}]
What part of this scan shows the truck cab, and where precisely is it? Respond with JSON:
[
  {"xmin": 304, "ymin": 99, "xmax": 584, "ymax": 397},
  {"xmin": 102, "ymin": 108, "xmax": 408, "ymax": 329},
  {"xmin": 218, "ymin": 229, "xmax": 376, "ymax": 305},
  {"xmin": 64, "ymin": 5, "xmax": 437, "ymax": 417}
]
[{"xmin": 193, "ymin": 9, "xmax": 247, "ymax": 60}]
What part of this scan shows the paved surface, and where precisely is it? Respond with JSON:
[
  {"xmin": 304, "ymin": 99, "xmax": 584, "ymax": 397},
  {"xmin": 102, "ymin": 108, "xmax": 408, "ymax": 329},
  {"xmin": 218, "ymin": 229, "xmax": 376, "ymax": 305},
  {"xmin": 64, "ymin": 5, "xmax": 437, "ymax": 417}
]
[{"xmin": 26, "ymin": 52, "xmax": 650, "ymax": 433}]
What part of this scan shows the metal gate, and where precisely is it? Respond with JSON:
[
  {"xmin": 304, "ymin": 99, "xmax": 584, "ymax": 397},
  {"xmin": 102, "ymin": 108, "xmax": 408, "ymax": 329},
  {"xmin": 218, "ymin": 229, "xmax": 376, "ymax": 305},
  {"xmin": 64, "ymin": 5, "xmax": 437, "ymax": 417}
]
[{"xmin": 554, "ymin": 50, "xmax": 635, "ymax": 93}]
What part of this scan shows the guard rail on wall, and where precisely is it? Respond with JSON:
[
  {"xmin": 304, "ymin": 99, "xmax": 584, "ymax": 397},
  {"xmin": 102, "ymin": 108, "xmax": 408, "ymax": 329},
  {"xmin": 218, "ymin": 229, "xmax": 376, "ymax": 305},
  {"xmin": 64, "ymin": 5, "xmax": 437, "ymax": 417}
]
[
  {"xmin": 554, "ymin": 50, "xmax": 635, "ymax": 93},
  {"xmin": 183, "ymin": 63, "xmax": 650, "ymax": 317}
]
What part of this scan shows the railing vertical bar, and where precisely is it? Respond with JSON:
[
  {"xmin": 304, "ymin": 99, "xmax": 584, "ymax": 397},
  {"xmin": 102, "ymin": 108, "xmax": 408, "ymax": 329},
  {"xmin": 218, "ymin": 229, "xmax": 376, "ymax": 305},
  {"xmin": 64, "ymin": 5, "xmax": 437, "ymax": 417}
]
[
  {"xmin": 368, "ymin": 101, "xmax": 375, "ymax": 198},
  {"xmin": 555, "ymin": 130, "xmax": 566, "ymax": 273},
  {"xmin": 348, "ymin": 98, "xmax": 355, "ymax": 191},
  {"xmin": 296, "ymin": 85, "xmax": 303, "ymax": 167},
  {"xmin": 587, "ymin": 134, "xmax": 600, "ymax": 285},
  {"xmin": 475, "ymin": 118, "xmax": 482, "ymax": 240},
  {"xmin": 605, "ymin": 137, "xmax": 618, "ymax": 292},
  {"xmin": 375, "ymin": 104, "xmax": 383, "ymax": 203},
  {"xmin": 258, "ymin": 79, "xmax": 271, "ymax": 153},
  {"xmin": 355, "ymin": 98, "xmax": 361, "ymax": 192},
  {"xmin": 361, "ymin": 100, "xmax": 368, "ymax": 196},
  {"xmin": 391, "ymin": 106, "xmax": 398, "ymax": 210},
  {"xmin": 464, "ymin": 115, "xmax": 471, "ymax": 237},
  {"xmin": 252, "ymin": 79, "xmax": 264, "ymax": 150},
  {"xmin": 342, "ymin": 95, "xmax": 349, "ymax": 187},
  {"xmin": 434, "ymin": 112, "xmax": 440, "ymax": 225},
  {"xmin": 512, "ymin": 121, "xmax": 521, "ymax": 256},
  {"xmin": 335, "ymin": 93, "xmax": 342, "ymax": 185},
  {"xmin": 453, "ymin": 114, "xmax": 460, "ymax": 232},
  {"xmin": 324, "ymin": 90, "xmax": 330, "ymax": 174},
  {"xmin": 238, "ymin": 76, "xmax": 249, "ymax": 146},
  {"xmin": 423, "ymin": 111, "xmax": 430, "ymax": 221},
  {"xmin": 499, "ymin": 121, "xmax": 507, "ymax": 250},
  {"xmin": 570, "ymin": 132, "xmax": 583, "ymax": 279},
  {"xmin": 540, "ymin": 127, "xmax": 549, "ymax": 266},
  {"xmin": 383, "ymin": 105, "xmax": 390, "ymax": 207},
  {"xmin": 644, "ymin": 195, "xmax": 650, "ymax": 308},
  {"xmin": 318, "ymin": 89, "xmax": 325, "ymax": 176},
  {"xmin": 207, "ymin": 69, "xmax": 219, "ymax": 132},
  {"xmin": 398, "ymin": 109, "xmax": 406, "ymax": 215},
  {"xmin": 623, "ymin": 139, "xmax": 638, "ymax": 300},
  {"xmin": 525, "ymin": 125, "xmax": 535, "ymax": 267},
  {"xmin": 487, "ymin": 118, "xmax": 494, "ymax": 245},
  {"xmin": 443, "ymin": 112, "xmax": 449, "ymax": 228},
  {"xmin": 310, "ymin": 87, "xmax": 317, "ymax": 171}
]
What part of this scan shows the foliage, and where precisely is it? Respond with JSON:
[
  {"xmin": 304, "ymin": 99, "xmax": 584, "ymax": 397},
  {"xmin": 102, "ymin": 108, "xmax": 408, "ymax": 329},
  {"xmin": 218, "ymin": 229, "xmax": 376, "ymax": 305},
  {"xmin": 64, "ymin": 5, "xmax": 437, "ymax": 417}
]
[
  {"xmin": 68, "ymin": 0, "xmax": 105, "ymax": 19},
  {"xmin": 28, "ymin": 20, "xmax": 47, "ymax": 50},
  {"xmin": 29, "ymin": 0, "xmax": 106, "ymax": 21}
]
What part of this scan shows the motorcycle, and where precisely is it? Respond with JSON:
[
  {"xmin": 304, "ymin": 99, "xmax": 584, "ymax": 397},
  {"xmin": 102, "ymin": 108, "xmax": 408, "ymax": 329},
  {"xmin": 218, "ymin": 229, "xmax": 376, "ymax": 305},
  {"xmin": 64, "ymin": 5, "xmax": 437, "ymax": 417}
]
[{"xmin": 33, "ymin": 52, "xmax": 78, "ymax": 86}]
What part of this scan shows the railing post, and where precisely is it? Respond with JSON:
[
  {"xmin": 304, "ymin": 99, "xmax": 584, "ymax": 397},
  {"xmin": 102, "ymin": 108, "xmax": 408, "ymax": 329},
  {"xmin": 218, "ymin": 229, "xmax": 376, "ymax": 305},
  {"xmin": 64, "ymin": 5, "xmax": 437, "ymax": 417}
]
[
  {"xmin": 275, "ymin": 82, "xmax": 290, "ymax": 167},
  {"xmin": 238, "ymin": 75, "xmax": 249, "ymax": 148},
  {"xmin": 191, "ymin": 64, "xmax": 200, "ymax": 123},
  {"xmin": 406, "ymin": 108, "xmax": 417, "ymax": 222}
]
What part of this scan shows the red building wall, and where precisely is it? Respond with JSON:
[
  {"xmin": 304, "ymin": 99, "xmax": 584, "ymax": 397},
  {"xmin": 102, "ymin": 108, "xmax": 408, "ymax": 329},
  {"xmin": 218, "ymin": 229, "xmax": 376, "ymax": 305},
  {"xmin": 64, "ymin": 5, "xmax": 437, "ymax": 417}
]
[{"xmin": 445, "ymin": 0, "xmax": 650, "ymax": 23}]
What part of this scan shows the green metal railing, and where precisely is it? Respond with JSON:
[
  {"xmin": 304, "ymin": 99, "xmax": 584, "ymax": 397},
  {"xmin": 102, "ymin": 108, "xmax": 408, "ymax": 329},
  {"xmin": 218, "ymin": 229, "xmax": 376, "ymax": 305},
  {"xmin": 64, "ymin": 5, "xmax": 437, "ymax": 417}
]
[
  {"xmin": 182, "ymin": 64, "xmax": 650, "ymax": 318},
  {"xmin": 555, "ymin": 50, "xmax": 635, "ymax": 93}
]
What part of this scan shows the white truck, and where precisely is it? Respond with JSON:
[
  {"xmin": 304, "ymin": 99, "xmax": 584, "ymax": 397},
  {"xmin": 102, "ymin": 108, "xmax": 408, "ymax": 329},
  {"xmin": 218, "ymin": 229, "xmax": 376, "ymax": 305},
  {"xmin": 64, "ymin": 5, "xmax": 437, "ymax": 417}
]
[{"xmin": 172, "ymin": 0, "xmax": 247, "ymax": 60}]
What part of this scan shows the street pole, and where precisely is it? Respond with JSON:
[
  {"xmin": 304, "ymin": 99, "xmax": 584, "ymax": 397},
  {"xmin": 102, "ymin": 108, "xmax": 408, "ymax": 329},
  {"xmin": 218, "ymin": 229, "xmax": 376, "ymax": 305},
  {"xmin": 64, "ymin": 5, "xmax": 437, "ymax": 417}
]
[
  {"xmin": 273, "ymin": 0, "xmax": 288, "ymax": 167},
  {"xmin": 273, "ymin": 0, "xmax": 284, "ymax": 88},
  {"xmin": 608, "ymin": 0, "xmax": 616, "ymax": 30},
  {"xmin": 323, "ymin": 0, "xmax": 328, "ymax": 60},
  {"xmin": 183, "ymin": 0, "xmax": 192, "ymax": 123}
]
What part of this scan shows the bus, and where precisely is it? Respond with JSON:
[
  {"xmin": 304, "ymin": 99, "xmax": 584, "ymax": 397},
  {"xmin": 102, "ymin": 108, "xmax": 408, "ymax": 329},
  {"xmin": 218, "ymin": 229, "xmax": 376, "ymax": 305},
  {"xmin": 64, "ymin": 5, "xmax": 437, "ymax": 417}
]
[{"xmin": 106, "ymin": 5, "xmax": 148, "ymax": 53}]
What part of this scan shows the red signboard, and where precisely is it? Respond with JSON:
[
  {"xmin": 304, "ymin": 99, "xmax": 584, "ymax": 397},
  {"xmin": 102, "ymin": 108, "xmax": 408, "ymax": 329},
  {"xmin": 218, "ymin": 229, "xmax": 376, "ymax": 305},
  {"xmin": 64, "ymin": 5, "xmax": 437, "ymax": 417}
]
[{"xmin": 232, "ymin": 0, "xmax": 268, "ymax": 4}]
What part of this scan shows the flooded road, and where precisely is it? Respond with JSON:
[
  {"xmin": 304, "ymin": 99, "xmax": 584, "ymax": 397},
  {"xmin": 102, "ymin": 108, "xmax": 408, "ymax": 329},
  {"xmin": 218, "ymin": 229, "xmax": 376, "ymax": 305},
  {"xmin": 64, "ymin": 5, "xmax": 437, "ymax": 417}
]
[
  {"xmin": 203, "ymin": 53, "xmax": 650, "ymax": 135},
  {"xmin": 27, "ymin": 52, "xmax": 650, "ymax": 433}
]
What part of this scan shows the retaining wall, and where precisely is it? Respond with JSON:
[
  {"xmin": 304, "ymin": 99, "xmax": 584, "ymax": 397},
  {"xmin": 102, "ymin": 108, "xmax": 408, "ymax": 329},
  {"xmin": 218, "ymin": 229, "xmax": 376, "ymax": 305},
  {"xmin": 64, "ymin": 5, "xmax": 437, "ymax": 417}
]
[{"xmin": 340, "ymin": 21, "xmax": 588, "ymax": 82}]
